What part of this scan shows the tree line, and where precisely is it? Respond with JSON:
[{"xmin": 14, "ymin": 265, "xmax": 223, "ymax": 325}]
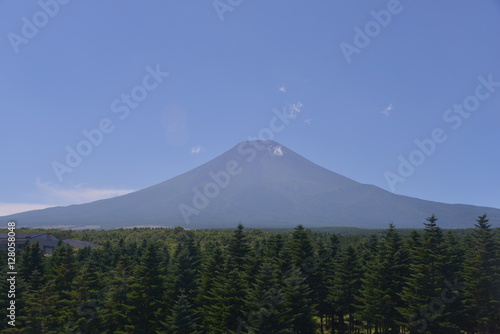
[{"xmin": 1, "ymin": 214, "xmax": 499, "ymax": 333}]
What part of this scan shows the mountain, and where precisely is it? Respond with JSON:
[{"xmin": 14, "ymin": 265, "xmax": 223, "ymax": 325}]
[{"xmin": 3, "ymin": 140, "xmax": 500, "ymax": 229}]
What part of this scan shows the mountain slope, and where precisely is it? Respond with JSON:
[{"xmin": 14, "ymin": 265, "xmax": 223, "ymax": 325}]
[{"xmin": 3, "ymin": 140, "xmax": 499, "ymax": 229}]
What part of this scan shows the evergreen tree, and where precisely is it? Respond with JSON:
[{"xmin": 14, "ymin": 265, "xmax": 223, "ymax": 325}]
[
  {"xmin": 67, "ymin": 259, "xmax": 104, "ymax": 333},
  {"xmin": 283, "ymin": 265, "xmax": 317, "ymax": 334},
  {"xmin": 355, "ymin": 224, "xmax": 408, "ymax": 333},
  {"xmin": 398, "ymin": 215, "xmax": 459, "ymax": 334},
  {"xmin": 201, "ymin": 256, "xmax": 249, "ymax": 333},
  {"xmin": 462, "ymin": 214, "xmax": 500, "ymax": 333},
  {"xmin": 161, "ymin": 292, "xmax": 201, "ymax": 334},
  {"xmin": 41, "ymin": 243, "xmax": 77, "ymax": 332},
  {"xmin": 128, "ymin": 242, "xmax": 165, "ymax": 333},
  {"xmin": 316, "ymin": 234, "xmax": 340, "ymax": 332},
  {"xmin": 100, "ymin": 255, "xmax": 135, "ymax": 333},
  {"xmin": 289, "ymin": 225, "xmax": 315, "ymax": 269},
  {"xmin": 18, "ymin": 240, "xmax": 45, "ymax": 287},
  {"xmin": 167, "ymin": 237, "xmax": 201, "ymax": 304},
  {"xmin": 228, "ymin": 223, "xmax": 251, "ymax": 271},
  {"xmin": 240, "ymin": 261, "xmax": 291, "ymax": 333},
  {"xmin": 327, "ymin": 246, "xmax": 361, "ymax": 334}
]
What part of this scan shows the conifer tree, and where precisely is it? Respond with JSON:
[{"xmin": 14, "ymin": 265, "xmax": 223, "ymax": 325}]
[
  {"xmin": 128, "ymin": 242, "xmax": 165, "ymax": 333},
  {"xmin": 41, "ymin": 243, "xmax": 77, "ymax": 332},
  {"xmin": 398, "ymin": 215, "xmax": 459, "ymax": 334},
  {"xmin": 290, "ymin": 225, "xmax": 315, "ymax": 269},
  {"xmin": 240, "ymin": 261, "xmax": 291, "ymax": 333},
  {"xmin": 228, "ymin": 223, "xmax": 251, "ymax": 271},
  {"xmin": 100, "ymin": 255, "xmax": 136, "ymax": 333},
  {"xmin": 355, "ymin": 224, "xmax": 408, "ymax": 333},
  {"xmin": 283, "ymin": 265, "xmax": 317, "ymax": 334},
  {"xmin": 67, "ymin": 259, "xmax": 104, "ymax": 333},
  {"xmin": 316, "ymin": 234, "xmax": 340, "ymax": 332},
  {"xmin": 462, "ymin": 214, "xmax": 500, "ymax": 333},
  {"xmin": 327, "ymin": 246, "xmax": 361, "ymax": 334},
  {"xmin": 161, "ymin": 292, "xmax": 201, "ymax": 334},
  {"xmin": 167, "ymin": 237, "xmax": 201, "ymax": 304},
  {"xmin": 202, "ymin": 256, "xmax": 249, "ymax": 333},
  {"xmin": 18, "ymin": 241, "xmax": 45, "ymax": 287}
]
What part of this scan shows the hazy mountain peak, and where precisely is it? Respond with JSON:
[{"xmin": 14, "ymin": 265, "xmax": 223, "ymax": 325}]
[{"xmin": 2, "ymin": 141, "xmax": 499, "ymax": 229}]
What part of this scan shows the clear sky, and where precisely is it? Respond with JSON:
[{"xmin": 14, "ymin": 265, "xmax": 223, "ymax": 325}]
[{"xmin": 1, "ymin": 0, "xmax": 499, "ymax": 216}]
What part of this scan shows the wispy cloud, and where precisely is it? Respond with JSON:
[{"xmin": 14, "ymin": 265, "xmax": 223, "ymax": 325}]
[
  {"xmin": 191, "ymin": 145, "xmax": 203, "ymax": 154},
  {"xmin": 278, "ymin": 86, "xmax": 287, "ymax": 93},
  {"xmin": 380, "ymin": 103, "xmax": 393, "ymax": 116},
  {"xmin": 0, "ymin": 181, "xmax": 136, "ymax": 216},
  {"xmin": 287, "ymin": 102, "xmax": 303, "ymax": 119},
  {"xmin": 36, "ymin": 179, "xmax": 134, "ymax": 205},
  {"xmin": 0, "ymin": 203, "xmax": 56, "ymax": 216},
  {"xmin": 304, "ymin": 118, "xmax": 312, "ymax": 125}
]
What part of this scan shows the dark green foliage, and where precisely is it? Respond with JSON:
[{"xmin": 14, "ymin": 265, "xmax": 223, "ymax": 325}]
[
  {"xmin": 355, "ymin": 224, "xmax": 408, "ymax": 333},
  {"xmin": 162, "ymin": 292, "xmax": 201, "ymax": 334},
  {"xmin": 67, "ymin": 260, "xmax": 104, "ymax": 333},
  {"xmin": 327, "ymin": 245, "xmax": 362, "ymax": 333},
  {"xmin": 99, "ymin": 255, "xmax": 136, "ymax": 333},
  {"xmin": 283, "ymin": 265, "xmax": 317, "ymax": 334},
  {"xmin": 4, "ymin": 218, "xmax": 497, "ymax": 333},
  {"xmin": 398, "ymin": 215, "xmax": 461, "ymax": 334},
  {"xmin": 462, "ymin": 214, "xmax": 500, "ymax": 333},
  {"xmin": 128, "ymin": 242, "xmax": 165, "ymax": 333},
  {"xmin": 240, "ymin": 261, "xmax": 291, "ymax": 333}
]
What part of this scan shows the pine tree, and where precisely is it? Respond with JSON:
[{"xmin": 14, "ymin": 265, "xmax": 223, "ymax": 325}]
[
  {"xmin": 462, "ymin": 214, "xmax": 500, "ymax": 333},
  {"xmin": 167, "ymin": 237, "xmax": 201, "ymax": 304},
  {"xmin": 398, "ymin": 215, "xmax": 460, "ymax": 334},
  {"xmin": 67, "ymin": 259, "xmax": 104, "ymax": 333},
  {"xmin": 355, "ymin": 224, "xmax": 408, "ymax": 333},
  {"xmin": 161, "ymin": 292, "xmax": 201, "ymax": 334},
  {"xmin": 201, "ymin": 256, "xmax": 249, "ymax": 333},
  {"xmin": 18, "ymin": 240, "xmax": 45, "ymax": 287},
  {"xmin": 289, "ymin": 225, "xmax": 321, "ymax": 324},
  {"xmin": 41, "ymin": 243, "xmax": 77, "ymax": 332},
  {"xmin": 327, "ymin": 246, "xmax": 361, "ymax": 334},
  {"xmin": 228, "ymin": 223, "xmax": 251, "ymax": 271},
  {"xmin": 316, "ymin": 234, "xmax": 340, "ymax": 332},
  {"xmin": 100, "ymin": 255, "xmax": 136, "ymax": 333},
  {"xmin": 289, "ymin": 225, "xmax": 315, "ymax": 269},
  {"xmin": 198, "ymin": 224, "xmax": 251, "ymax": 333},
  {"xmin": 128, "ymin": 242, "xmax": 165, "ymax": 333},
  {"xmin": 240, "ymin": 261, "xmax": 291, "ymax": 333},
  {"xmin": 283, "ymin": 265, "xmax": 317, "ymax": 334}
]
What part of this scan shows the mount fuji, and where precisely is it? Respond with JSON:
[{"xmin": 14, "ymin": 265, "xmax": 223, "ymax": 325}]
[{"xmin": 3, "ymin": 140, "xmax": 499, "ymax": 229}]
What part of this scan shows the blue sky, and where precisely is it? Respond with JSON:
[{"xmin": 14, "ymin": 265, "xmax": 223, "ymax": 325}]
[{"xmin": 1, "ymin": 0, "xmax": 499, "ymax": 216}]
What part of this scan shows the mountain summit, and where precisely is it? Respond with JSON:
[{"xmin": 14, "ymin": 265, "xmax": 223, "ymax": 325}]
[{"xmin": 3, "ymin": 140, "xmax": 499, "ymax": 229}]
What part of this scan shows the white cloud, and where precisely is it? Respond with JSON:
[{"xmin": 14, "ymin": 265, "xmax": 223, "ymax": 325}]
[
  {"xmin": 36, "ymin": 179, "xmax": 134, "ymax": 205},
  {"xmin": 0, "ymin": 181, "xmax": 135, "ymax": 216},
  {"xmin": 304, "ymin": 118, "xmax": 312, "ymax": 125},
  {"xmin": 278, "ymin": 86, "xmax": 287, "ymax": 93},
  {"xmin": 191, "ymin": 145, "xmax": 203, "ymax": 154},
  {"xmin": 287, "ymin": 102, "xmax": 303, "ymax": 119},
  {"xmin": 0, "ymin": 203, "xmax": 56, "ymax": 216},
  {"xmin": 380, "ymin": 103, "xmax": 393, "ymax": 116}
]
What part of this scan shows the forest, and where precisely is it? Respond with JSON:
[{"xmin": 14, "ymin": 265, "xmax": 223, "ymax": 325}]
[{"xmin": 1, "ymin": 214, "xmax": 499, "ymax": 334}]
